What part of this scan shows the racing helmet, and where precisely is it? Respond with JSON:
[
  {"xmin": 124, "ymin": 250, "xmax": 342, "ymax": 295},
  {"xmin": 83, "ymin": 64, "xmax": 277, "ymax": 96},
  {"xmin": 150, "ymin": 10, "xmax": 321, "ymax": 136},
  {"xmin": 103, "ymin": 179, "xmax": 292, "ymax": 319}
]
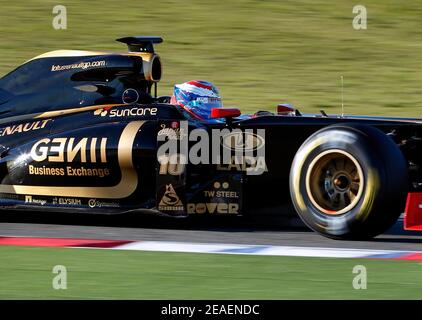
[{"xmin": 170, "ymin": 80, "xmax": 223, "ymax": 119}]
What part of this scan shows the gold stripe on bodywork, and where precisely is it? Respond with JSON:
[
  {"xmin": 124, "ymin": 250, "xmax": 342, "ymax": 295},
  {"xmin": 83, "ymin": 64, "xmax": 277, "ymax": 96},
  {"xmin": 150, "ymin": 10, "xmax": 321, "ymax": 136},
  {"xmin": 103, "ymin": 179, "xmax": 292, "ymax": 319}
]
[
  {"xmin": 0, "ymin": 121, "xmax": 145, "ymax": 199},
  {"xmin": 26, "ymin": 50, "xmax": 113, "ymax": 63},
  {"xmin": 26, "ymin": 50, "xmax": 151, "ymax": 63},
  {"xmin": 34, "ymin": 104, "xmax": 123, "ymax": 120},
  {"xmin": 0, "ymin": 104, "xmax": 124, "ymax": 127}
]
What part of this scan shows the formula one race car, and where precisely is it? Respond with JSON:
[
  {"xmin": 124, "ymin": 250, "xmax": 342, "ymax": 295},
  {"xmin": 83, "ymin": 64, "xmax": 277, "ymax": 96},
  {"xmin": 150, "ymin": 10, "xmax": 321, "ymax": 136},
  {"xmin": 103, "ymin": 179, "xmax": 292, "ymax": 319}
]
[{"xmin": 1, "ymin": 36, "xmax": 422, "ymax": 240}]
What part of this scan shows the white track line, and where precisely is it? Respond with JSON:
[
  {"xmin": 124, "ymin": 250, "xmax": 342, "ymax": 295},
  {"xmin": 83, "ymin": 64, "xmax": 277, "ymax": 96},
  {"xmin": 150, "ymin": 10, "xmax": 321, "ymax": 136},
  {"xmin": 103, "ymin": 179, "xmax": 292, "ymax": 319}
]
[{"xmin": 113, "ymin": 241, "xmax": 419, "ymax": 259}]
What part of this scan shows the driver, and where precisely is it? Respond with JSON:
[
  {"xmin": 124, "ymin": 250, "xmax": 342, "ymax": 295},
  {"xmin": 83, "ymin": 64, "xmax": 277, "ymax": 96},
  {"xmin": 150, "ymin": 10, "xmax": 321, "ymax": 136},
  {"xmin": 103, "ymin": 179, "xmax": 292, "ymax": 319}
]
[{"xmin": 170, "ymin": 80, "xmax": 223, "ymax": 119}]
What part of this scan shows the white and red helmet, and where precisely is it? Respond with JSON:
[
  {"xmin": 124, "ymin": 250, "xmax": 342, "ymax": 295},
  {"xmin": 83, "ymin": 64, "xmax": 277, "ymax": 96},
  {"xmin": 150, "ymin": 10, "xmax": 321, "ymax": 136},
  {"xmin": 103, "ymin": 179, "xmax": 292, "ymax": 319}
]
[{"xmin": 171, "ymin": 80, "xmax": 223, "ymax": 119}]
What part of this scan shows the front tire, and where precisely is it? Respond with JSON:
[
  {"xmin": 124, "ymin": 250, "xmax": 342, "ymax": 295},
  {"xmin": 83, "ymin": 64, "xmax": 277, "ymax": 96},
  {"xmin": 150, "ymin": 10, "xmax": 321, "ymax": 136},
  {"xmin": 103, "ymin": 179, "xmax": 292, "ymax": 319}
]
[{"xmin": 289, "ymin": 124, "xmax": 408, "ymax": 240}]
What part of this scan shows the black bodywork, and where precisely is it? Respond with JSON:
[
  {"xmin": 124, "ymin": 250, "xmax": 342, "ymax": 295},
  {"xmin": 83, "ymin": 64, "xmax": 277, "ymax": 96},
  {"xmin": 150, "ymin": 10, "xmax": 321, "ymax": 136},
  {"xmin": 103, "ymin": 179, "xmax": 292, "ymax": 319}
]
[{"xmin": 0, "ymin": 37, "xmax": 421, "ymax": 218}]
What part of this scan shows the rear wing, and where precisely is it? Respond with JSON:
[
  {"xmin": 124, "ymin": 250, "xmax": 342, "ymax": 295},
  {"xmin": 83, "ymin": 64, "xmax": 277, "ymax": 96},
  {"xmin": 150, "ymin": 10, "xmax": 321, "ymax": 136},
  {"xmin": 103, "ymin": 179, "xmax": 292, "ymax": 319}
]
[{"xmin": 116, "ymin": 36, "xmax": 163, "ymax": 53}]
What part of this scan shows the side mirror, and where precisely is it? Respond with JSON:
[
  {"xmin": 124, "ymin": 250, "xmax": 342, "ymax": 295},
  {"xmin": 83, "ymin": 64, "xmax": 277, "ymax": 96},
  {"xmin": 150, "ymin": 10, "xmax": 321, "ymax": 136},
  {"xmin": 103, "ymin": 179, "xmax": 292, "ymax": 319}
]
[{"xmin": 210, "ymin": 108, "xmax": 241, "ymax": 119}]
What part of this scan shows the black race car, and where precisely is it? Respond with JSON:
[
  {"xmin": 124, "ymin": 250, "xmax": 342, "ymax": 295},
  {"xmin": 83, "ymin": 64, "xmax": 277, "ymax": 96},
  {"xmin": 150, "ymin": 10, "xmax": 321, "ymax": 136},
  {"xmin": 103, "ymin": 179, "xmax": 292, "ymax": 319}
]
[{"xmin": 0, "ymin": 36, "xmax": 422, "ymax": 240}]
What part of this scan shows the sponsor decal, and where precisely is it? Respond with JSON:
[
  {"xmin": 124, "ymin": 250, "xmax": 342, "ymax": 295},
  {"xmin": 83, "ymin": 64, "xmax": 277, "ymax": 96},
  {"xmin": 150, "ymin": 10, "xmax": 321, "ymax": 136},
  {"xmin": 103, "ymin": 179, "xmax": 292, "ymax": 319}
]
[
  {"xmin": 88, "ymin": 199, "xmax": 119, "ymax": 208},
  {"xmin": 0, "ymin": 119, "xmax": 51, "ymax": 137},
  {"xmin": 29, "ymin": 165, "xmax": 64, "ymax": 176},
  {"xmin": 158, "ymin": 123, "xmax": 187, "ymax": 141},
  {"xmin": 0, "ymin": 193, "xmax": 19, "ymax": 200},
  {"xmin": 94, "ymin": 107, "xmax": 110, "ymax": 117},
  {"xmin": 51, "ymin": 60, "xmax": 106, "ymax": 72},
  {"xmin": 30, "ymin": 137, "xmax": 107, "ymax": 163},
  {"xmin": 188, "ymin": 180, "xmax": 241, "ymax": 215},
  {"xmin": 66, "ymin": 166, "xmax": 109, "ymax": 177},
  {"xmin": 187, "ymin": 202, "xmax": 239, "ymax": 214},
  {"xmin": 94, "ymin": 107, "xmax": 157, "ymax": 118},
  {"xmin": 52, "ymin": 197, "xmax": 82, "ymax": 206},
  {"xmin": 28, "ymin": 165, "xmax": 110, "ymax": 178},
  {"xmin": 157, "ymin": 122, "xmax": 266, "ymax": 175},
  {"xmin": 216, "ymin": 155, "xmax": 267, "ymax": 174},
  {"xmin": 28, "ymin": 136, "xmax": 111, "ymax": 178},
  {"xmin": 221, "ymin": 131, "xmax": 265, "ymax": 152},
  {"xmin": 24, "ymin": 195, "xmax": 47, "ymax": 206},
  {"xmin": 0, "ymin": 121, "xmax": 145, "ymax": 199},
  {"xmin": 158, "ymin": 184, "xmax": 184, "ymax": 211},
  {"xmin": 204, "ymin": 181, "xmax": 239, "ymax": 199}
]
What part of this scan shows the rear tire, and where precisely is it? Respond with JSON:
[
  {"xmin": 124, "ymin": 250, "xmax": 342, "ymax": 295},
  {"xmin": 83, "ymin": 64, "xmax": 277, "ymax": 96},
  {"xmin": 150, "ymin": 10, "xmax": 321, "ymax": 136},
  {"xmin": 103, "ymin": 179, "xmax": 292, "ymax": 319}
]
[{"xmin": 289, "ymin": 124, "xmax": 408, "ymax": 240}]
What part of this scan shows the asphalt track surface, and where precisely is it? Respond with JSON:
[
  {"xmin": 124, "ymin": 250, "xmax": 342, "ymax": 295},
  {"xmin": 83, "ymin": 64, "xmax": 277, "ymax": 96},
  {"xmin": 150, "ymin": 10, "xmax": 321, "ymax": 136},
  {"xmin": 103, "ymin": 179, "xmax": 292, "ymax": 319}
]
[{"xmin": 0, "ymin": 211, "xmax": 422, "ymax": 251}]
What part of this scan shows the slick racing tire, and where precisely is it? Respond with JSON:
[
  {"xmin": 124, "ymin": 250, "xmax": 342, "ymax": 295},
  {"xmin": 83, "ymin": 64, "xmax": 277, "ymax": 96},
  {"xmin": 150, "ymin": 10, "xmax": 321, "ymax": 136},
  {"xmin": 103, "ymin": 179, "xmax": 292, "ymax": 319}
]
[{"xmin": 289, "ymin": 124, "xmax": 408, "ymax": 240}]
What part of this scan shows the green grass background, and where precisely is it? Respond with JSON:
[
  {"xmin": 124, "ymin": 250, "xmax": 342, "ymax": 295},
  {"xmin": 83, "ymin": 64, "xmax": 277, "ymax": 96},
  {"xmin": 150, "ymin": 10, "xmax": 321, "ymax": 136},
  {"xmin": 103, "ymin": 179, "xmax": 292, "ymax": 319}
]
[
  {"xmin": 1, "ymin": 0, "xmax": 422, "ymax": 116},
  {"xmin": 0, "ymin": 246, "xmax": 421, "ymax": 299}
]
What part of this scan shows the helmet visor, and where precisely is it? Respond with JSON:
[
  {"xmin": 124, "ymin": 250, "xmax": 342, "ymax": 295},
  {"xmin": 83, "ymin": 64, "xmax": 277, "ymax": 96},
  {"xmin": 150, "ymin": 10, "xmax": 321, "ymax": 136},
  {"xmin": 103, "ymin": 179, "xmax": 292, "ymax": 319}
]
[{"xmin": 187, "ymin": 96, "xmax": 222, "ymax": 119}]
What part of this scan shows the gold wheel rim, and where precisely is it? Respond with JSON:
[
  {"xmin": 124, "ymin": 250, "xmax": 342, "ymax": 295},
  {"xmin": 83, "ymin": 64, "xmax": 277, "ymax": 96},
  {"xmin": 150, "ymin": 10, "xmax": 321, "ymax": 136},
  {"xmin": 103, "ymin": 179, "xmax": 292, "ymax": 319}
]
[{"xmin": 305, "ymin": 149, "xmax": 364, "ymax": 215}]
